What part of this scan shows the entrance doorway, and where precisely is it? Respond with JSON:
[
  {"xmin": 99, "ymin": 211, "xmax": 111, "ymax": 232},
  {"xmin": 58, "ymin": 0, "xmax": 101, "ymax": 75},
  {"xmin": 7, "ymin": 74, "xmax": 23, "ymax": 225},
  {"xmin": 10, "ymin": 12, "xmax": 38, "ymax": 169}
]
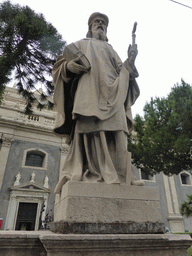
[{"xmin": 15, "ymin": 202, "xmax": 38, "ymax": 231}]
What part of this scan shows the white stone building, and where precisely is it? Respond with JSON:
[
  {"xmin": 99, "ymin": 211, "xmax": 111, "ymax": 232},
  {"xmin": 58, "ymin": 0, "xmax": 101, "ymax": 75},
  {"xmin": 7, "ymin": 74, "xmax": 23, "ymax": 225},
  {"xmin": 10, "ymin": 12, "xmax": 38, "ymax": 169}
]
[{"xmin": 0, "ymin": 86, "xmax": 68, "ymax": 231}]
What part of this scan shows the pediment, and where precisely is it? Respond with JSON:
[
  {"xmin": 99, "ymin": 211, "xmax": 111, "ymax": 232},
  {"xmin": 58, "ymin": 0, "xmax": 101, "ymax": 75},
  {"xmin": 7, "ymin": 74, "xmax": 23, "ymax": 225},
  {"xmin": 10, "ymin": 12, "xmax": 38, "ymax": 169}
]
[{"xmin": 9, "ymin": 182, "xmax": 51, "ymax": 193}]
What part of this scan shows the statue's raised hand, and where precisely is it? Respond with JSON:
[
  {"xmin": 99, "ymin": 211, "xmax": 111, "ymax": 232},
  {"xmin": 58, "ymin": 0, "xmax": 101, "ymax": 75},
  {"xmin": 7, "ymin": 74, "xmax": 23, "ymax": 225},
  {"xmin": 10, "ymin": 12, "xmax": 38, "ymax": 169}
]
[
  {"xmin": 67, "ymin": 57, "xmax": 88, "ymax": 74},
  {"xmin": 128, "ymin": 44, "xmax": 138, "ymax": 67}
]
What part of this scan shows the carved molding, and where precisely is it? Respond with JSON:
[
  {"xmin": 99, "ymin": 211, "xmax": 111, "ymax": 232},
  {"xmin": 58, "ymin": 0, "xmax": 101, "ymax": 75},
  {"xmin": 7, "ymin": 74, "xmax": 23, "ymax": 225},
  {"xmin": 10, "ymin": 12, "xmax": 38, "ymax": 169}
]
[{"xmin": 1, "ymin": 134, "xmax": 14, "ymax": 148}]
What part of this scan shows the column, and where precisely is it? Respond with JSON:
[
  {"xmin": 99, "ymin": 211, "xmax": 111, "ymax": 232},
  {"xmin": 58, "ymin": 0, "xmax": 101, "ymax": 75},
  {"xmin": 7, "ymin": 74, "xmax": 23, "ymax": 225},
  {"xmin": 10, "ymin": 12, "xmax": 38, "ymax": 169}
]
[
  {"xmin": 168, "ymin": 175, "xmax": 184, "ymax": 232},
  {"xmin": 162, "ymin": 174, "xmax": 174, "ymax": 218},
  {"xmin": 163, "ymin": 173, "xmax": 184, "ymax": 232},
  {"xmin": 41, "ymin": 194, "xmax": 49, "ymax": 228},
  {"xmin": 4, "ymin": 193, "xmax": 18, "ymax": 230},
  {"xmin": 0, "ymin": 134, "xmax": 14, "ymax": 190}
]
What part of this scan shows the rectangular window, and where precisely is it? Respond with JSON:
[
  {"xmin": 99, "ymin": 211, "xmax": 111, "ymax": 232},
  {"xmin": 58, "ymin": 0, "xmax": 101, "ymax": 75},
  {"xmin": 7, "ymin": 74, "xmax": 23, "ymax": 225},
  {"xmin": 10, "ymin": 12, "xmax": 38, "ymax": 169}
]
[{"xmin": 141, "ymin": 170, "xmax": 150, "ymax": 180}]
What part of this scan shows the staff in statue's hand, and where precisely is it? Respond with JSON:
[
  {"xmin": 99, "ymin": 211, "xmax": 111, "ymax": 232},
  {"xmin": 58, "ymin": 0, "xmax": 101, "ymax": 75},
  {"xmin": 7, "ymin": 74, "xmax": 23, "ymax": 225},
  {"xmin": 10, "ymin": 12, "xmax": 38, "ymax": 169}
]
[{"xmin": 128, "ymin": 22, "xmax": 138, "ymax": 67}]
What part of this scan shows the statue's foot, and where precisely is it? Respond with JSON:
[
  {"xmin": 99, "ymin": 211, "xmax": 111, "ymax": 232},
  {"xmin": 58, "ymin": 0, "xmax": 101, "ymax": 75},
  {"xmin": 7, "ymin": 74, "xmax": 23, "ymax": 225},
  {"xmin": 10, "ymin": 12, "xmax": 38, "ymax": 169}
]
[{"xmin": 131, "ymin": 180, "xmax": 145, "ymax": 186}]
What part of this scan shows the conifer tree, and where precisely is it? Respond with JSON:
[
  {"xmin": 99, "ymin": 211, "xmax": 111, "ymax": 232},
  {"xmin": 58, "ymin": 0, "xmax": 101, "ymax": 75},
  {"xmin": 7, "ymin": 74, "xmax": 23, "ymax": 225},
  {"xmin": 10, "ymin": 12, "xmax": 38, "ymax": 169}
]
[
  {"xmin": 128, "ymin": 80, "xmax": 192, "ymax": 175},
  {"xmin": 0, "ymin": 1, "xmax": 65, "ymax": 113}
]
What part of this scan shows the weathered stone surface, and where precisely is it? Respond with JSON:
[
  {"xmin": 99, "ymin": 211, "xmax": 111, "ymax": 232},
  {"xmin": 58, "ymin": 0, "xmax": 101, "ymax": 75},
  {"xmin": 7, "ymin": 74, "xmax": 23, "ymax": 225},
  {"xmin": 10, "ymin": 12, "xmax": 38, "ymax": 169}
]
[
  {"xmin": 60, "ymin": 180, "xmax": 159, "ymax": 200},
  {"xmin": 0, "ymin": 231, "xmax": 47, "ymax": 256},
  {"xmin": 50, "ymin": 221, "xmax": 165, "ymax": 234},
  {"xmin": 41, "ymin": 233, "xmax": 192, "ymax": 256},
  {"xmin": 54, "ymin": 181, "xmax": 162, "ymax": 225},
  {"xmin": 0, "ymin": 231, "xmax": 191, "ymax": 256}
]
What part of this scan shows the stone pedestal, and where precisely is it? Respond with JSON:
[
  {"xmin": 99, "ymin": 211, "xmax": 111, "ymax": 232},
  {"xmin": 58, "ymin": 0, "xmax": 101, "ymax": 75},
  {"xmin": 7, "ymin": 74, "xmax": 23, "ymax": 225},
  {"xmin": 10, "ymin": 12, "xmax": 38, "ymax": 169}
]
[{"xmin": 51, "ymin": 181, "xmax": 164, "ymax": 234}]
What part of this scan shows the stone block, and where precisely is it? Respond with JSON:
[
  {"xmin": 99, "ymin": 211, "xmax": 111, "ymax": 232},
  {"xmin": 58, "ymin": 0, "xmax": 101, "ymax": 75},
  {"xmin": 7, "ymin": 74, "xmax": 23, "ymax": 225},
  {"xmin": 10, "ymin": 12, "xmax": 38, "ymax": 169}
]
[
  {"xmin": 40, "ymin": 233, "xmax": 192, "ymax": 256},
  {"xmin": 0, "ymin": 231, "xmax": 191, "ymax": 256},
  {"xmin": 54, "ymin": 181, "xmax": 161, "ymax": 222},
  {"xmin": 0, "ymin": 231, "xmax": 46, "ymax": 256},
  {"xmin": 52, "ymin": 181, "xmax": 163, "ymax": 234}
]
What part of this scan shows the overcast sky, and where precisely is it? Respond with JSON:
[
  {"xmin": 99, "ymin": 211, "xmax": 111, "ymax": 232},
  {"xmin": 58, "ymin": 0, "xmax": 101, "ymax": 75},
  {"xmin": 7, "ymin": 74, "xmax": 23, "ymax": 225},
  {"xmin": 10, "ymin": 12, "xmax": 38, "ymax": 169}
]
[{"xmin": 9, "ymin": 0, "xmax": 192, "ymax": 117}]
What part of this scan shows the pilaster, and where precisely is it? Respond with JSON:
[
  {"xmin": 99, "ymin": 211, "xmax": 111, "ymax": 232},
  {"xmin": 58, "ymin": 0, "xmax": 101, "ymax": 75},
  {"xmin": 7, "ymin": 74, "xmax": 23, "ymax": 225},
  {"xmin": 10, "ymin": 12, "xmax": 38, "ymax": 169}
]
[
  {"xmin": 0, "ymin": 134, "xmax": 14, "ymax": 190},
  {"xmin": 163, "ymin": 174, "xmax": 184, "ymax": 232},
  {"xmin": 4, "ymin": 193, "xmax": 18, "ymax": 230}
]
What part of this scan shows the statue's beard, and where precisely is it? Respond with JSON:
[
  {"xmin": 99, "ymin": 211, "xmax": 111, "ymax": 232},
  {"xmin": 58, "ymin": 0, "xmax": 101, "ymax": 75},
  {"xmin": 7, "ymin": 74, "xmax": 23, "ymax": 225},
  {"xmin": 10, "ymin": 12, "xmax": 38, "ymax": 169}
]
[
  {"xmin": 93, "ymin": 28, "xmax": 107, "ymax": 41},
  {"xmin": 98, "ymin": 33, "xmax": 106, "ymax": 41}
]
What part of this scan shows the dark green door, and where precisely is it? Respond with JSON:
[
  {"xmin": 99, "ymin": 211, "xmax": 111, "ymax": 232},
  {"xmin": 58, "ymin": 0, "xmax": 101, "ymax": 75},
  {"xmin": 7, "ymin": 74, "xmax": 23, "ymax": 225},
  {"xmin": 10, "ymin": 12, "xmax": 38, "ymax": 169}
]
[{"xmin": 15, "ymin": 202, "xmax": 38, "ymax": 231}]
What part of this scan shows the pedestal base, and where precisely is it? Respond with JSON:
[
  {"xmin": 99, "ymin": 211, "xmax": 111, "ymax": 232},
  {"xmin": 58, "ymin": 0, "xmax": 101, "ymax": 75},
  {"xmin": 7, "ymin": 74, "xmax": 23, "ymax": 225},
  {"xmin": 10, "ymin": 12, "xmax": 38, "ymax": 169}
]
[{"xmin": 52, "ymin": 181, "xmax": 163, "ymax": 234}]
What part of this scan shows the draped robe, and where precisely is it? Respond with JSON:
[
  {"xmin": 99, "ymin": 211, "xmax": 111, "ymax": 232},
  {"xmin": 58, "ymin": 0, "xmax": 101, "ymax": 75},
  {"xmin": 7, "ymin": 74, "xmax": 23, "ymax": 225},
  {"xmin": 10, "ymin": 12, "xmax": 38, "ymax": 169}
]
[{"xmin": 52, "ymin": 38, "xmax": 140, "ymax": 193}]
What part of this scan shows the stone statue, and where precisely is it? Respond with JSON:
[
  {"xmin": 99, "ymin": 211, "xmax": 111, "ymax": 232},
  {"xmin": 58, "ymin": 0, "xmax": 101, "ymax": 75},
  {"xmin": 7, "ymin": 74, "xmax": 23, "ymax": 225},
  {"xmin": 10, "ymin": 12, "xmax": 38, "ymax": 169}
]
[
  {"xmin": 14, "ymin": 172, "xmax": 21, "ymax": 186},
  {"xmin": 30, "ymin": 171, "xmax": 35, "ymax": 183},
  {"xmin": 53, "ymin": 12, "xmax": 142, "ymax": 193},
  {"xmin": 44, "ymin": 175, "xmax": 49, "ymax": 188}
]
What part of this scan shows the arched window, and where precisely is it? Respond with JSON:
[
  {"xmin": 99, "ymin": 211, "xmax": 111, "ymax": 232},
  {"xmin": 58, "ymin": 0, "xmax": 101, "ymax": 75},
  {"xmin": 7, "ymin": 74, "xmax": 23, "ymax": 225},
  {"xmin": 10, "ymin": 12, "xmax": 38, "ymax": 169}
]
[
  {"xmin": 180, "ymin": 172, "xmax": 191, "ymax": 186},
  {"xmin": 25, "ymin": 151, "xmax": 45, "ymax": 167},
  {"xmin": 22, "ymin": 148, "xmax": 48, "ymax": 170}
]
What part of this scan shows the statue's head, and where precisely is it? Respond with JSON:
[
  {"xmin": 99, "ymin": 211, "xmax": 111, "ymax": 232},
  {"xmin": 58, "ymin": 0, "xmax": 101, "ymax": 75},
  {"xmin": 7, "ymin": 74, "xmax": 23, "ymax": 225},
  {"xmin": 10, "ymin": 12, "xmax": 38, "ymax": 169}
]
[{"xmin": 86, "ymin": 12, "xmax": 109, "ymax": 42}]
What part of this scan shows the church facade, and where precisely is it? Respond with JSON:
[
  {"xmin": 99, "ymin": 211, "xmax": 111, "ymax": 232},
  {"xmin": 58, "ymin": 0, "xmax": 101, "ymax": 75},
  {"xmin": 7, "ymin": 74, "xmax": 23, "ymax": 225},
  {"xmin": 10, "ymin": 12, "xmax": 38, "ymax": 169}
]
[{"xmin": 0, "ymin": 86, "xmax": 68, "ymax": 231}]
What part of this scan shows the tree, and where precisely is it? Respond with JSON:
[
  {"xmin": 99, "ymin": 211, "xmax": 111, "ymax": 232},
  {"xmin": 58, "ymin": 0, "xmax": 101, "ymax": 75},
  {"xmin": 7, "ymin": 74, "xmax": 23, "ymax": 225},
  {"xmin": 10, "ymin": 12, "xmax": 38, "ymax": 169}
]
[
  {"xmin": 180, "ymin": 195, "xmax": 192, "ymax": 218},
  {"xmin": 128, "ymin": 80, "xmax": 192, "ymax": 176},
  {"xmin": 0, "ymin": 1, "xmax": 65, "ymax": 113}
]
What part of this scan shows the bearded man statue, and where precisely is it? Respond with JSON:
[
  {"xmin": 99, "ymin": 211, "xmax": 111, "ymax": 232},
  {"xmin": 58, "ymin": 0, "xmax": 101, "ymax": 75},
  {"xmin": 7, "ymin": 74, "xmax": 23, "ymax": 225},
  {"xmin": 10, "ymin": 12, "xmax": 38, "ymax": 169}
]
[{"xmin": 52, "ymin": 12, "xmax": 143, "ymax": 193}]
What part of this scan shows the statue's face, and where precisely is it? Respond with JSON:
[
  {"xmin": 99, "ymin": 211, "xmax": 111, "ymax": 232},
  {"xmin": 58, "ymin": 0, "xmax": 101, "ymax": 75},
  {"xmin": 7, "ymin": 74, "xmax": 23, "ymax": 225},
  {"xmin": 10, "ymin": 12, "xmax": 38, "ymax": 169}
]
[{"xmin": 91, "ymin": 17, "xmax": 107, "ymax": 41}]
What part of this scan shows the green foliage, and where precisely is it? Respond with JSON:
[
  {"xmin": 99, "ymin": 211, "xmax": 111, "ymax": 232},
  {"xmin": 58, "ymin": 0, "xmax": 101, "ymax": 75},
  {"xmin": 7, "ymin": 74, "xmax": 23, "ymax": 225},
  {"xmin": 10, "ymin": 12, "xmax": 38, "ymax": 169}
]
[
  {"xmin": 180, "ymin": 195, "xmax": 192, "ymax": 218},
  {"xmin": 128, "ymin": 80, "xmax": 192, "ymax": 175},
  {"xmin": 0, "ymin": 83, "xmax": 5, "ymax": 104},
  {"xmin": 188, "ymin": 246, "xmax": 192, "ymax": 256},
  {"xmin": 0, "ymin": 1, "xmax": 65, "ymax": 113},
  {"xmin": 175, "ymin": 233, "xmax": 192, "ymax": 256}
]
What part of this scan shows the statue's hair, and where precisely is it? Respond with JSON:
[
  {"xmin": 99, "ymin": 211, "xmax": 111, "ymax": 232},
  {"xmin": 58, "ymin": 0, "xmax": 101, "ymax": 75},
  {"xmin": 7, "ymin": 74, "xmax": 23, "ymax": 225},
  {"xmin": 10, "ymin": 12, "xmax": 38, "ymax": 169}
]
[
  {"xmin": 86, "ymin": 30, "xmax": 93, "ymax": 39},
  {"xmin": 86, "ymin": 12, "xmax": 109, "ymax": 42}
]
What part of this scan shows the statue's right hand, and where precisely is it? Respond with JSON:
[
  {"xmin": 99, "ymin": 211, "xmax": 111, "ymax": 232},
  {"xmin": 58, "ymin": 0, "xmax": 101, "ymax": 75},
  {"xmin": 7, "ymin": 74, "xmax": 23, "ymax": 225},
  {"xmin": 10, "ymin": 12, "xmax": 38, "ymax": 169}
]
[{"xmin": 67, "ymin": 57, "xmax": 88, "ymax": 74}]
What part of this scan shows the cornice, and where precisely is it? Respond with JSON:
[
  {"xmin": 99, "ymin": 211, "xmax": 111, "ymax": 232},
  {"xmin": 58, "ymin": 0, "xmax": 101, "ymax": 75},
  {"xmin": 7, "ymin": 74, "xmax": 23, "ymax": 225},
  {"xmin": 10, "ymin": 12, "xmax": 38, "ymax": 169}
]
[{"xmin": 0, "ymin": 118, "xmax": 54, "ymax": 135}]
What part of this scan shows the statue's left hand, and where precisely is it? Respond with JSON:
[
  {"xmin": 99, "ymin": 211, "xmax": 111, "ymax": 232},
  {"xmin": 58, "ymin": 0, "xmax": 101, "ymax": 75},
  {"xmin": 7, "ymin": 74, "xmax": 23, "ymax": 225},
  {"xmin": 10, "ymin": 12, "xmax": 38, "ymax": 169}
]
[
  {"xmin": 67, "ymin": 57, "xmax": 88, "ymax": 74},
  {"xmin": 128, "ymin": 44, "xmax": 138, "ymax": 66}
]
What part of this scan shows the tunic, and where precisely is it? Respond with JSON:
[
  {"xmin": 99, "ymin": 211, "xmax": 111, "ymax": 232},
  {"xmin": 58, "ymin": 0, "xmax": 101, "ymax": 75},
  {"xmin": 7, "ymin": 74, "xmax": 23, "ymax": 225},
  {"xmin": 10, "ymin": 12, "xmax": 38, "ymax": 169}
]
[{"xmin": 52, "ymin": 38, "xmax": 140, "ymax": 193}]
